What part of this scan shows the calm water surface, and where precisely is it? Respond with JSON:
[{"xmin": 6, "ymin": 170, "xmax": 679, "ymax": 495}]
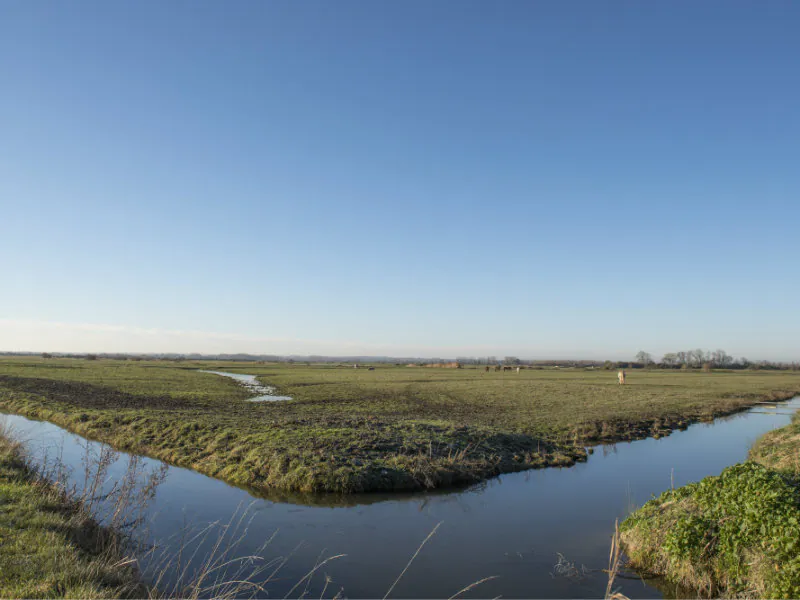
[{"xmin": 3, "ymin": 397, "xmax": 798, "ymax": 598}]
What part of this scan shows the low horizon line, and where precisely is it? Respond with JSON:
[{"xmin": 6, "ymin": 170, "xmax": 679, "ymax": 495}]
[{"xmin": 2, "ymin": 349, "xmax": 797, "ymax": 366}]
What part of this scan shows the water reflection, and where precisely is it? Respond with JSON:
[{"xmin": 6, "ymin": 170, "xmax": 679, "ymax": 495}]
[{"xmin": 1, "ymin": 397, "xmax": 797, "ymax": 598}]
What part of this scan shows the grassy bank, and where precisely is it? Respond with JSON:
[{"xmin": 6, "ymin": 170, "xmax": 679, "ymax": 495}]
[
  {"xmin": 621, "ymin": 410, "xmax": 800, "ymax": 598},
  {"xmin": 0, "ymin": 429, "xmax": 145, "ymax": 598},
  {"xmin": 2, "ymin": 358, "xmax": 800, "ymax": 494},
  {"xmin": 749, "ymin": 410, "xmax": 800, "ymax": 474}
]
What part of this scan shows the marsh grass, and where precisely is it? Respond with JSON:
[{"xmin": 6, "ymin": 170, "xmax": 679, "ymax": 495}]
[
  {"xmin": 2, "ymin": 357, "xmax": 799, "ymax": 494},
  {"xmin": 547, "ymin": 521, "xmax": 631, "ymax": 600},
  {"xmin": 3, "ymin": 420, "xmax": 500, "ymax": 599},
  {"xmin": 0, "ymin": 424, "xmax": 346, "ymax": 599},
  {"xmin": 144, "ymin": 506, "xmax": 301, "ymax": 599},
  {"xmin": 0, "ymin": 420, "xmax": 146, "ymax": 598},
  {"xmin": 604, "ymin": 520, "xmax": 628, "ymax": 600}
]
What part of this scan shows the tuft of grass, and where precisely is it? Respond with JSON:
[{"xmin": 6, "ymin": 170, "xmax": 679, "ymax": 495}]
[{"xmin": 1, "ymin": 357, "xmax": 800, "ymax": 494}]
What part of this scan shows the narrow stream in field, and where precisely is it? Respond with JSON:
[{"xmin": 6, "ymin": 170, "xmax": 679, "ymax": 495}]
[
  {"xmin": 198, "ymin": 369, "xmax": 293, "ymax": 401},
  {"xmin": 2, "ymin": 397, "xmax": 798, "ymax": 598}
]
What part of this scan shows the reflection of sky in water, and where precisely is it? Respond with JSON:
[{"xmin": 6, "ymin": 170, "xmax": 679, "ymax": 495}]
[{"xmin": 3, "ymin": 397, "xmax": 797, "ymax": 599}]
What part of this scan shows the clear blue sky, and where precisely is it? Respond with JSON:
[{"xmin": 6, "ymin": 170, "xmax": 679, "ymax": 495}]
[{"xmin": 2, "ymin": 1, "xmax": 798, "ymax": 360}]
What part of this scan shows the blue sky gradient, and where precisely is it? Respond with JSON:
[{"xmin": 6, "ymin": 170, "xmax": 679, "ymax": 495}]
[{"xmin": 2, "ymin": 1, "xmax": 799, "ymax": 359}]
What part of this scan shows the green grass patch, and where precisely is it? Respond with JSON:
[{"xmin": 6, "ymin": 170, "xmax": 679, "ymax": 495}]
[
  {"xmin": 622, "ymin": 463, "xmax": 800, "ymax": 598},
  {"xmin": 0, "ymin": 432, "xmax": 144, "ymax": 598}
]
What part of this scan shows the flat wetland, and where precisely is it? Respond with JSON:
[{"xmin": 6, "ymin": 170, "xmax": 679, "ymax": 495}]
[{"xmin": 1, "ymin": 357, "xmax": 800, "ymax": 494}]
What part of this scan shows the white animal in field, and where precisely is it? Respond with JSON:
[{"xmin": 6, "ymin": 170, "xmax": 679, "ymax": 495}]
[
  {"xmin": 516, "ymin": 367, "xmax": 520, "ymax": 373},
  {"xmin": 618, "ymin": 370, "xmax": 626, "ymax": 385}
]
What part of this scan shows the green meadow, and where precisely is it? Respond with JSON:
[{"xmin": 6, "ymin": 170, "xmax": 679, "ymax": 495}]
[{"xmin": 1, "ymin": 357, "xmax": 799, "ymax": 494}]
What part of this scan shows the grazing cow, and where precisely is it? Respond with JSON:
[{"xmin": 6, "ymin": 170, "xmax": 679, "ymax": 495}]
[
  {"xmin": 368, "ymin": 367, "xmax": 375, "ymax": 371},
  {"xmin": 494, "ymin": 365, "xmax": 501, "ymax": 372},
  {"xmin": 618, "ymin": 370, "xmax": 626, "ymax": 385},
  {"xmin": 485, "ymin": 365, "xmax": 490, "ymax": 372},
  {"xmin": 502, "ymin": 366, "xmax": 512, "ymax": 372}
]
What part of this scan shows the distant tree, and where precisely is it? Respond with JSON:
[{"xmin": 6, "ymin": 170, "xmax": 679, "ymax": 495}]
[
  {"xmin": 711, "ymin": 349, "xmax": 733, "ymax": 368},
  {"xmin": 689, "ymin": 349, "xmax": 706, "ymax": 367},
  {"xmin": 702, "ymin": 362, "xmax": 712, "ymax": 372},
  {"xmin": 661, "ymin": 353, "xmax": 678, "ymax": 368},
  {"xmin": 603, "ymin": 360, "xmax": 614, "ymax": 370},
  {"xmin": 86, "ymin": 354, "xmax": 97, "ymax": 361},
  {"xmin": 676, "ymin": 351, "xmax": 688, "ymax": 366},
  {"xmin": 41, "ymin": 352, "xmax": 52, "ymax": 359},
  {"xmin": 504, "ymin": 356, "xmax": 521, "ymax": 365},
  {"xmin": 635, "ymin": 351, "xmax": 653, "ymax": 366}
]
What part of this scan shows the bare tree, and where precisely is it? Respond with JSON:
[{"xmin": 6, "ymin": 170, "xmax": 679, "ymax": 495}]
[
  {"xmin": 661, "ymin": 353, "xmax": 678, "ymax": 367},
  {"xmin": 690, "ymin": 349, "xmax": 706, "ymax": 367},
  {"xmin": 635, "ymin": 351, "xmax": 653, "ymax": 366},
  {"xmin": 710, "ymin": 349, "xmax": 733, "ymax": 368}
]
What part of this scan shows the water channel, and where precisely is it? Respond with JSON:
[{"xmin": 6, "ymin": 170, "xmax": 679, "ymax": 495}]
[{"xmin": 3, "ymin": 389, "xmax": 797, "ymax": 598}]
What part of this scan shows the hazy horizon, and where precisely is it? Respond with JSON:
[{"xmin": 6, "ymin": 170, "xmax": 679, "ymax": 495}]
[
  {"xmin": 0, "ymin": 318, "xmax": 795, "ymax": 363},
  {"xmin": 3, "ymin": 3, "xmax": 798, "ymax": 362}
]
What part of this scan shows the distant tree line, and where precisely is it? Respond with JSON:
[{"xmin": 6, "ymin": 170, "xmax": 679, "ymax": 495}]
[
  {"xmin": 2, "ymin": 350, "xmax": 796, "ymax": 371},
  {"xmin": 454, "ymin": 356, "xmax": 600, "ymax": 367},
  {"xmin": 604, "ymin": 350, "xmax": 800, "ymax": 371}
]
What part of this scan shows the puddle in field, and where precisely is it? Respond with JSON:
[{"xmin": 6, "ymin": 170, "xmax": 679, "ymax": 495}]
[{"xmin": 198, "ymin": 369, "xmax": 293, "ymax": 401}]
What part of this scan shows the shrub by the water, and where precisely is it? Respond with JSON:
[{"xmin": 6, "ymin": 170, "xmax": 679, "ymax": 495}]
[{"xmin": 621, "ymin": 462, "xmax": 800, "ymax": 598}]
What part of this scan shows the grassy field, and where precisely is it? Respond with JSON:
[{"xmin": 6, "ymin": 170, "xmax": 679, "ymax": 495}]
[
  {"xmin": 1, "ymin": 357, "xmax": 799, "ymax": 494},
  {"xmin": 0, "ymin": 429, "xmax": 144, "ymax": 599}
]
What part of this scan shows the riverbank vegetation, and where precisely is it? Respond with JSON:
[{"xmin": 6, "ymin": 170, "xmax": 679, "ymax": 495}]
[
  {"xmin": 1, "ymin": 357, "xmax": 799, "ymax": 494},
  {"xmin": 621, "ymin": 409, "xmax": 800, "ymax": 598},
  {"xmin": 0, "ymin": 427, "xmax": 145, "ymax": 598}
]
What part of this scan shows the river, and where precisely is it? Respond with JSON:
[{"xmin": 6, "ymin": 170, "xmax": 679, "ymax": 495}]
[{"xmin": 3, "ymin": 392, "xmax": 798, "ymax": 598}]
